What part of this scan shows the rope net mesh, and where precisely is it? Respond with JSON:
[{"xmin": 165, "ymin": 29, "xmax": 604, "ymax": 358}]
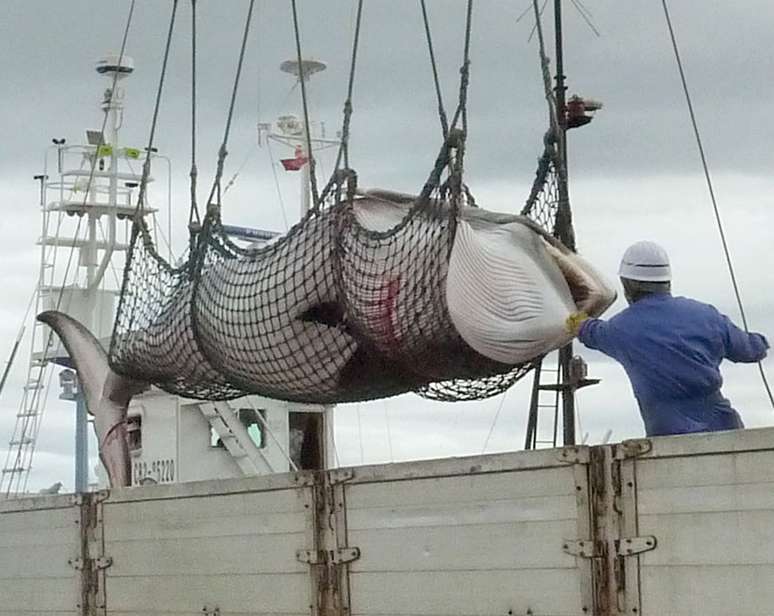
[{"xmin": 110, "ymin": 144, "xmax": 564, "ymax": 404}]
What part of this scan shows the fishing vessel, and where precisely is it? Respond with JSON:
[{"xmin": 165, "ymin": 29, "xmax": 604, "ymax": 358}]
[{"xmin": 0, "ymin": 52, "xmax": 343, "ymax": 495}]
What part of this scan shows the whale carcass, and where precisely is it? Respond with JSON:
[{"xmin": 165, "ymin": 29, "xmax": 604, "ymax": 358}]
[
  {"xmin": 105, "ymin": 189, "xmax": 615, "ymax": 403},
  {"xmin": 40, "ymin": 190, "xmax": 614, "ymax": 484}
]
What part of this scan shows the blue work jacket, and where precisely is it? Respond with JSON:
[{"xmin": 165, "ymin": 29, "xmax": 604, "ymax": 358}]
[{"xmin": 578, "ymin": 294, "xmax": 769, "ymax": 437}]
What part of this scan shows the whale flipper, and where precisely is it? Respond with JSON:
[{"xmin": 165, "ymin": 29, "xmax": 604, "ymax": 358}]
[{"xmin": 37, "ymin": 311, "xmax": 146, "ymax": 487}]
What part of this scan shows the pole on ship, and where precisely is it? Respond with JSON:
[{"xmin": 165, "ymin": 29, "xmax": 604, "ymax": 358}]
[{"xmin": 552, "ymin": 0, "xmax": 578, "ymax": 446}]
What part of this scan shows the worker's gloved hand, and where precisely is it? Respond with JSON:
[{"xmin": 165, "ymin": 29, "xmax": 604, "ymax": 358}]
[{"xmin": 565, "ymin": 311, "xmax": 589, "ymax": 337}]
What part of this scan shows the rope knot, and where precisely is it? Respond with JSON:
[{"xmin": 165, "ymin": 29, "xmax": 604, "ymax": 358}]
[
  {"xmin": 447, "ymin": 128, "xmax": 466, "ymax": 150},
  {"xmin": 207, "ymin": 202, "xmax": 220, "ymax": 218}
]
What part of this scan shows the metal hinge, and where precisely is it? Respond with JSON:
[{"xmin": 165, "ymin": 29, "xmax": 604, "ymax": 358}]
[
  {"xmin": 329, "ymin": 468, "xmax": 355, "ymax": 484},
  {"xmin": 615, "ymin": 536, "xmax": 657, "ymax": 556},
  {"xmin": 95, "ymin": 556, "xmax": 113, "ymax": 570},
  {"xmin": 564, "ymin": 536, "xmax": 657, "ymax": 559},
  {"xmin": 557, "ymin": 446, "xmax": 590, "ymax": 465},
  {"xmin": 68, "ymin": 557, "xmax": 85, "ymax": 570},
  {"xmin": 562, "ymin": 539, "xmax": 597, "ymax": 558},
  {"xmin": 296, "ymin": 547, "xmax": 361, "ymax": 565},
  {"xmin": 616, "ymin": 439, "xmax": 652, "ymax": 459},
  {"xmin": 291, "ymin": 471, "xmax": 316, "ymax": 487}
]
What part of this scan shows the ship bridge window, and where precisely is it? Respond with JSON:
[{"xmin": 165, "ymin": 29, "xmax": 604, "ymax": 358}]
[
  {"xmin": 238, "ymin": 408, "xmax": 266, "ymax": 449},
  {"xmin": 209, "ymin": 408, "xmax": 266, "ymax": 449},
  {"xmin": 126, "ymin": 415, "xmax": 142, "ymax": 453}
]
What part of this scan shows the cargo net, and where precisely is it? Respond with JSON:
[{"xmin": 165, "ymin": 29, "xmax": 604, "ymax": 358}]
[
  {"xmin": 110, "ymin": 146, "xmax": 563, "ymax": 404},
  {"xmin": 421, "ymin": 143, "xmax": 563, "ymax": 401}
]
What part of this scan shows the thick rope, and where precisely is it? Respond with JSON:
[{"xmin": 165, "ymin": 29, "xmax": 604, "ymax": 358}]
[
  {"xmin": 531, "ymin": 0, "xmax": 560, "ymax": 136},
  {"xmin": 339, "ymin": 0, "xmax": 364, "ymax": 172},
  {"xmin": 316, "ymin": 0, "xmax": 365, "ymax": 209},
  {"xmin": 290, "ymin": 0, "xmax": 320, "ymax": 209},
  {"xmin": 136, "ymin": 0, "xmax": 178, "ymax": 221},
  {"xmin": 661, "ymin": 0, "xmax": 774, "ymax": 409},
  {"xmin": 205, "ymin": 0, "xmax": 256, "ymax": 217},
  {"xmin": 189, "ymin": 0, "xmax": 200, "ymax": 227},
  {"xmin": 420, "ymin": 0, "xmax": 449, "ymax": 139},
  {"xmin": 446, "ymin": 0, "xmax": 474, "ymax": 207}
]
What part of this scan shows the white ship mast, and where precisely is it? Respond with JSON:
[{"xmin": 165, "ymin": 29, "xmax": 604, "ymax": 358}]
[{"xmin": 0, "ymin": 54, "xmax": 159, "ymax": 495}]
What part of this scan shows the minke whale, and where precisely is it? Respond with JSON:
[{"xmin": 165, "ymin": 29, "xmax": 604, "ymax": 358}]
[{"xmin": 39, "ymin": 190, "xmax": 615, "ymax": 487}]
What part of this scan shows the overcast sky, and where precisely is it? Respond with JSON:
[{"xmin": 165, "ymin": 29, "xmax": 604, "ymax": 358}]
[{"xmin": 1, "ymin": 1, "xmax": 773, "ymax": 491}]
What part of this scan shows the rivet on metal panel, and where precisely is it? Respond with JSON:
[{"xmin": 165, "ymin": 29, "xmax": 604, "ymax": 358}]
[
  {"xmin": 68, "ymin": 557, "xmax": 84, "ymax": 571},
  {"xmin": 562, "ymin": 539, "xmax": 597, "ymax": 558},
  {"xmin": 557, "ymin": 445, "xmax": 590, "ymax": 464},
  {"xmin": 70, "ymin": 494, "xmax": 84, "ymax": 506},
  {"xmin": 201, "ymin": 605, "xmax": 220, "ymax": 615},
  {"xmin": 296, "ymin": 549, "xmax": 321, "ymax": 564},
  {"xmin": 330, "ymin": 546, "xmax": 360, "ymax": 564},
  {"xmin": 615, "ymin": 536, "xmax": 657, "ymax": 557},
  {"xmin": 95, "ymin": 556, "xmax": 113, "ymax": 569},
  {"xmin": 291, "ymin": 472, "xmax": 316, "ymax": 486}
]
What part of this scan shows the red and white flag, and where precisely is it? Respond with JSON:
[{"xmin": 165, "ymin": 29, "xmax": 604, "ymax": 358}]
[{"xmin": 280, "ymin": 146, "xmax": 309, "ymax": 171}]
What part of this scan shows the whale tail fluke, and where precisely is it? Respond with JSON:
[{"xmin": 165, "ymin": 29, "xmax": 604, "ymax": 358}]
[{"xmin": 37, "ymin": 311, "xmax": 146, "ymax": 487}]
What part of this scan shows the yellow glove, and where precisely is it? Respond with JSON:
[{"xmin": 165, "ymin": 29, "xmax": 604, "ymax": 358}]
[{"xmin": 565, "ymin": 311, "xmax": 589, "ymax": 336}]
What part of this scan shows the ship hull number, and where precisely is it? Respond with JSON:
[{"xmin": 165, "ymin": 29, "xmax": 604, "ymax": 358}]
[{"xmin": 132, "ymin": 459, "xmax": 175, "ymax": 485}]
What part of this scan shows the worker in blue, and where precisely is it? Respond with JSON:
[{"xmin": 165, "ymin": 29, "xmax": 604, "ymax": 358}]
[{"xmin": 565, "ymin": 241, "xmax": 769, "ymax": 437}]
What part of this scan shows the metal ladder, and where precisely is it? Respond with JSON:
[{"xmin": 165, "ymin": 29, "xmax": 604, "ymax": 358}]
[
  {"xmin": 199, "ymin": 402, "xmax": 274, "ymax": 475},
  {"xmin": 524, "ymin": 354, "xmax": 562, "ymax": 449},
  {"xmin": 525, "ymin": 351, "xmax": 600, "ymax": 450},
  {"xmin": 0, "ymin": 173, "xmax": 62, "ymax": 495}
]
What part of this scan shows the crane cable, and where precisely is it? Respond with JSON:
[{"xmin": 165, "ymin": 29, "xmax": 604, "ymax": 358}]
[{"xmin": 661, "ymin": 0, "xmax": 774, "ymax": 409}]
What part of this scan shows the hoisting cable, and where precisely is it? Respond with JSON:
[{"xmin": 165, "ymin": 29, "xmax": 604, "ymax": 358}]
[
  {"xmin": 446, "ymin": 0, "xmax": 474, "ymax": 208},
  {"xmin": 446, "ymin": 0, "xmax": 474, "ymax": 138},
  {"xmin": 531, "ymin": 0, "xmax": 560, "ymax": 134},
  {"xmin": 660, "ymin": 0, "xmax": 774, "ymax": 409},
  {"xmin": 416, "ymin": 0, "xmax": 475, "ymax": 208},
  {"xmin": 339, "ymin": 0, "xmax": 364, "ymax": 173},
  {"xmin": 317, "ymin": 0, "xmax": 364, "ymax": 207},
  {"xmin": 189, "ymin": 0, "xmax": 200, "ymax": 229},
  {"xmin": 205, "ymin": 0, "xmax": 257, "ymax": 217},
  {"xmin": 135, "ymin": 0, "xmax": 179, "ymax": 222},
  {"xmin": 419, "ymin": 0, "xmax": 449, "ymax": 139},
  {"xmin": 290, "ymin": 0, "xmax": 320, "ymax": 208}
]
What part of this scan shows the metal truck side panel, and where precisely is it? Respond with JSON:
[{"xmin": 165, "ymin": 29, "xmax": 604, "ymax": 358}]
[
  {"xmin": 343, "ymin": 449, "xmax": 593, "ymax": 616},
  {"xmin": 0, "ymin": 495, "xmax": 80, "ymax": 615},
  {"xmin": 630, "ymin": 427, "xmax": 774, "ymax": 615},
  {"xmin": 99, "ymin": 474, "xmax": 314, "ymax": 615}
]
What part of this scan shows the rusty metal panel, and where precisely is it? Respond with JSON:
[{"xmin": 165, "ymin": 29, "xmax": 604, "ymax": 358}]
[
  {"xmin": 0, "ymin": 495, "xmax": 81, "ymax": 615},
  {"xmin": 343, "ymin": 448, "xmax": 594, "ymax": 616}
]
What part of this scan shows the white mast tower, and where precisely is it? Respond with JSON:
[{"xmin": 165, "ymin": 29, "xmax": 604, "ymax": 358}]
[{"xmin": 0, "ymin": 54, "xmax": 158, "ymax": 495}]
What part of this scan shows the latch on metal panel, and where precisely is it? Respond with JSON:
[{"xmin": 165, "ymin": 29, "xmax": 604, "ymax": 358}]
[
  {"xmin": 330, "ymin": 547, "xmax": 360, "ymax": 564},
  {"xmin": 297, "ymin": 547, "xmax": 361, "ymax": 565},
  {"xmin": 615, "ymin": 536, "xmax": 657, "ymax": 556},
  {"xmin": 562, "ymin": 539, "xmax": 597, "ymax": 558}
]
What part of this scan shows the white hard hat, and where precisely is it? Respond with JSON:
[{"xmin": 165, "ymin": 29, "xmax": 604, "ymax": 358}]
[{"xmin": 618, "ymin": 241, "xmax": 671, "ymax": 282}]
